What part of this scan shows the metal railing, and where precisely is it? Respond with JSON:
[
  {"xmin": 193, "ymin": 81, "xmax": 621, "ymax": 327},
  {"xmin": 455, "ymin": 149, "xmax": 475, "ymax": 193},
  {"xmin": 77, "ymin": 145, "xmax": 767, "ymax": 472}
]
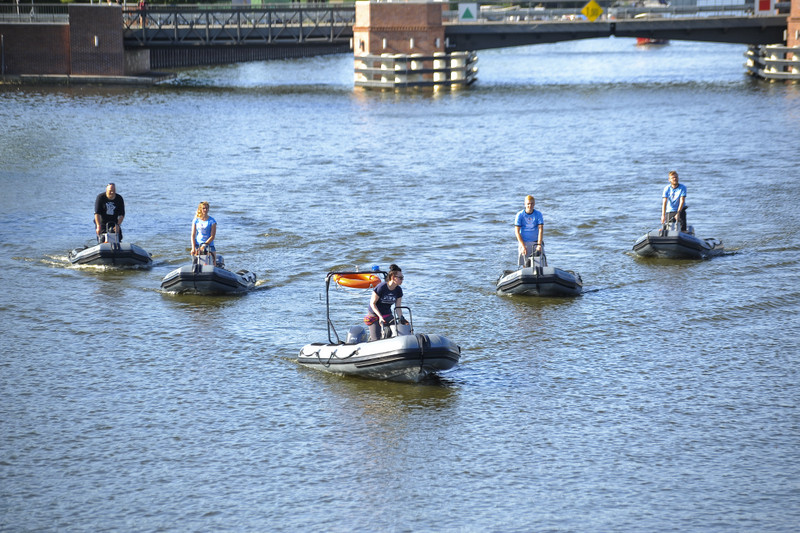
[
  {"xmin": 1, "ymin": 1, "xmax": 787, "ymax": 43},
  {"xmin": 121, "ymin": 4, "xmax": 356, "ymax": 46},
  {"xmin": 354, "ymin": 51, "xmax": 478, "ymax": 88},
  {"xmin": 439, "ymin": 0, "xmax": 778, "ymax": 23},
  {"xmin": 745, "ymin": 44, "xmax": 800, "ymax": 81},
  {"xmin": 0, "ymin": 2, "xmax": 69, "ymax": 23}
]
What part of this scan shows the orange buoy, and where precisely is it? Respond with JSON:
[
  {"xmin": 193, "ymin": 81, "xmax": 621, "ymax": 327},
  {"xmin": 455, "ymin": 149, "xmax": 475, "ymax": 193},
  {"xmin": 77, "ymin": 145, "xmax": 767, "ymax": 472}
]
[{"xmin": 333, "ymin": 273, "xmax": 381, "ymax": 289}]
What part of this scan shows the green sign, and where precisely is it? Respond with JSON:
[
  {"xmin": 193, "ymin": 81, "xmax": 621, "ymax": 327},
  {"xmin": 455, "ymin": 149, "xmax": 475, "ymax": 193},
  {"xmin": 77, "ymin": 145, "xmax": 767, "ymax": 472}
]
[{"xmin": 459, "ymin": 3, "xmax": 478, "ymax": 21}]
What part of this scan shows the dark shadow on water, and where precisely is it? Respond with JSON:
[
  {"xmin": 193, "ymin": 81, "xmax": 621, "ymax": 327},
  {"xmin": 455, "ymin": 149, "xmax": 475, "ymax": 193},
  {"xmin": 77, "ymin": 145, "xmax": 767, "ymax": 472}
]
[
  {"xmin": 297, "ymin": 364, "xmax": 460, "ymax": 407},
  {"xmin": 65, "ymin": 261, "xmax": 155, "ymax": 277},
  {"xmin": 630, "ymin": 254, "xmax": 712, "ymax": 267},
  {"xmin": 158, "ymin": 290, "xmax": 253, "ymax": 310},
  {"xmin": 626, "ymin": 247, "xmax": 735, "ymax": 264},
  {"xmin": 498, "ymin": 292, "xmax": 583, "ymax": 307}
]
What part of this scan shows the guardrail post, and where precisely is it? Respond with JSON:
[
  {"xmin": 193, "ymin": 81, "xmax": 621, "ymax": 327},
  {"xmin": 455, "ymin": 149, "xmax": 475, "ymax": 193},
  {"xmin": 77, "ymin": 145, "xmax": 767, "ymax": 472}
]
[
  {"xmin": 267, "ymin": 9, "xmax": 272, "ymax": 44},
  {"xmin": 299, "ymin": 7, "xmax": 303, "ymax": 44}
]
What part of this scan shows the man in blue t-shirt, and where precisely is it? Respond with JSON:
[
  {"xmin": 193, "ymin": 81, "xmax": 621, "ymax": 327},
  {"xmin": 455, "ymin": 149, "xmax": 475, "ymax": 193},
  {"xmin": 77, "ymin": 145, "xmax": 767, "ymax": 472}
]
[
  {"xmin": 515, "ymin": 195, "xmax": 544, "ymax": 267},
  {"xmin": 661, "ymin": 170, "xmax": 687, "ymax": 231}
]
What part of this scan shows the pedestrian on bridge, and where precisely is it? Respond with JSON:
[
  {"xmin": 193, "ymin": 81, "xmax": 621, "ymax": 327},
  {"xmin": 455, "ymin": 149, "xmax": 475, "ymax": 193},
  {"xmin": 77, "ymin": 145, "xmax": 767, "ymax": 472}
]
[{"xmin": 138, "ymin": 0, "xmax": 147, "ymax": 29}]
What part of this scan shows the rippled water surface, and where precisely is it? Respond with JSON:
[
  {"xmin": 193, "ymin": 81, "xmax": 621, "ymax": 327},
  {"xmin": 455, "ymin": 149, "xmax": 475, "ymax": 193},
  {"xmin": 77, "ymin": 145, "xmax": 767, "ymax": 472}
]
[{"xmin": 2, "ymin": 39, "xmax": 799, "ymax": 531}]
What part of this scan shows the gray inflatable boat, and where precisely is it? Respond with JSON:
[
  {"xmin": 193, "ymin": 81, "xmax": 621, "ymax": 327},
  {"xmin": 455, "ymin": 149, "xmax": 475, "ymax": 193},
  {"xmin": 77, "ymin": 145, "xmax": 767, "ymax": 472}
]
[
  {"xmin": 496, "ymin": 250, "xmax": 582, "ymax": 297},
  {"xmin": 298, "ymin": 270, "xmax": 461, "ymax": 382},
  {"xmin": 160, "ymin": 253, "xmax": 256, "ymax": 294},
  {"xmin": 69, "ymin": 228, "xmax": 152, "ymax": 268},
  {"xmin": 633, "ymin": 221, "xmax": 723, "ymax": 259}
]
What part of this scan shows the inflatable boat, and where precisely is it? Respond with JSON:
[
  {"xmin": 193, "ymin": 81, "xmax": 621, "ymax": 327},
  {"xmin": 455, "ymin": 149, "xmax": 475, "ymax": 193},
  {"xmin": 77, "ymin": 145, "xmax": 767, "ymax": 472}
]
[
  {"xmin": 160, "ymin": 253, "xmax": 256, "ymax": 294},
  {"xmin": 633, "ymin": 221, "xmax": 723, "ymax": 259},
  {"xmin": 69, "ymin": 228, "xmax": 152, "ymax": 268},
  {"xmin": 496, "ymin": 250, "xmax": 582, "ymax": 297},
  {"xmin": 298, "ymin": 270, "xmax": 461, "ymax": 382}
]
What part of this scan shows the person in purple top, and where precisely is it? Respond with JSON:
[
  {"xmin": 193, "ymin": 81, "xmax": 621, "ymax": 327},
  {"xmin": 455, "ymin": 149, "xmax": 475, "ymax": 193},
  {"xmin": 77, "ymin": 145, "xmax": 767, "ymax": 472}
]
[
  {"xmin": 661, "ymin": 170, "xmax": 687, "ymax": 231},
  {"xmin": 364, "ymin": 264, "xmax": 406, "ymax": 341}
]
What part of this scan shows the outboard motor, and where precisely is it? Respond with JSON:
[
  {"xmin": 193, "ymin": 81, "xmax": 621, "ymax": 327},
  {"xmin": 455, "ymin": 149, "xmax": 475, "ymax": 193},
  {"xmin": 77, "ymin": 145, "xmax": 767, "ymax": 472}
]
[{"xmin": 346, "ymin": 325, "xmax": 368, "ymax": 345}]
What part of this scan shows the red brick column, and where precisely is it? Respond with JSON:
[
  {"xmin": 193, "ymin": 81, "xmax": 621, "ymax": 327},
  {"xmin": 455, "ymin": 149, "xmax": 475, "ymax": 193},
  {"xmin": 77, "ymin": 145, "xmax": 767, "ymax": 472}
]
[
  {"xmin": 353, "ymin": 1, "xmax": 445, "ymax": 56},
  {"xmin": 788, "ymin": 0, "xmax": 799, "ymax": 48}
]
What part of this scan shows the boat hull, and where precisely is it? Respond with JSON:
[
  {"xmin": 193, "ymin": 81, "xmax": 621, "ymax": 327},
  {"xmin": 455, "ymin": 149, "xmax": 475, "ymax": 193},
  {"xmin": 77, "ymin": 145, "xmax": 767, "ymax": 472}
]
[
  {"xmin": 633, "ymin": 227, "xmax": 723, "ymax": 260},
  {"xmin": 69, "ymin": 242, "xmax": 152, "ymax": 268},
  {"xmin": 496, "ymin": 266, "xmax": 582, "ymax": 297},
  {"xmin": 160, "ymin": 263, "xmax": 256, "ymax": 294},
  {"xmin": 298, "ymin": 333, "xmax": 461, "ymax": 383}
]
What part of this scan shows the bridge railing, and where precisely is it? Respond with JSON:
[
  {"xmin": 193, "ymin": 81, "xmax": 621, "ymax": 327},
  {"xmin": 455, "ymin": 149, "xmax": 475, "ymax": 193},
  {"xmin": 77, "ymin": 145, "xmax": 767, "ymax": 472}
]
[
  {"xmin": 121, "ymin": 3, "xmax": 356, "ymax": 46},
  {"xmin": 440, "ymin": 0, "xmax": 779, "ymax": 23},
  {"xmin": 0, "ymin": 3, "xmax": 69, "ymax": 23},
  {"xmin": 1, "ymin": 1, "xmax": 785, "ymax": 27}
]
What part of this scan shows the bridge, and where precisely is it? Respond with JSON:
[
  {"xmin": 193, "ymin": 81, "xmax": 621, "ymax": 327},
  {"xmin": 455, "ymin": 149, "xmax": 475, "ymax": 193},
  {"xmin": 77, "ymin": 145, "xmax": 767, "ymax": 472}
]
[
  {"xmin": 117, "ymin": 1, "xmax": 789, "ymax": 51},
  {"xmin": 444, "ymin": 2, "xmax": 790, "ymax": 48},
  {"xmin": 0, "ymin": 1, "xmax": 795, "ymax": 80}
]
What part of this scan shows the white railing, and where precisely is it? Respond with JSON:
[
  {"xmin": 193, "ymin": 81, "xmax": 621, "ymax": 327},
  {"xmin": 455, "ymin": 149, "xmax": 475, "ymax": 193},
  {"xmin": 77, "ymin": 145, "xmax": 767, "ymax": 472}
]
[
  {"xmin": 745, "ymin": 44, "xmax": 800, "ymax": 81},
  {"xmin": 354, "ymin": 51, "xmax": 478, "ymax": 89}
]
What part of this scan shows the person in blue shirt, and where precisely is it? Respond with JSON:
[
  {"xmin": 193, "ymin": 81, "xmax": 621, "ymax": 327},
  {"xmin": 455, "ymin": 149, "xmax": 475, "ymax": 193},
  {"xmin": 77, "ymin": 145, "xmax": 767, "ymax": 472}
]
[
  {"xmin": 661, "ymin": 170, "xmax": 687, "ymax": 231},
  {"xmin": 514, "ymin": 195, "xmax": 544, "ymax": 267},
  {"xmin": 365, "ymin": 264, "xmax": 406, "ymax": 341},
  {"xmin": 191, "ymin": 201, "xmax": 217, "ymax": 265}
]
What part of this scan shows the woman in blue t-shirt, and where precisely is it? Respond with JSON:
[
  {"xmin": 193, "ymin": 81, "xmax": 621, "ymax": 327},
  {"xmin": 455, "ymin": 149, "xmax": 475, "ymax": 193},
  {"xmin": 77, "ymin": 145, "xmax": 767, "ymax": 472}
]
[
  {"xmin": 365, "ymin": 264, "xmax": 406, "ymax": 341},
  {"xmin": 191, "ymin": 201, "xmax": 217, "ymax": 265}
]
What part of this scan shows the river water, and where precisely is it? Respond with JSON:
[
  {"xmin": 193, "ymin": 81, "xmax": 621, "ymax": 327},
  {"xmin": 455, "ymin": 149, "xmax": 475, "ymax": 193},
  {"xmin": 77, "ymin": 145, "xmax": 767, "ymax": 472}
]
[{"xmin": 2, "ymin": 38, "xmax": 799, "ymax": 531}]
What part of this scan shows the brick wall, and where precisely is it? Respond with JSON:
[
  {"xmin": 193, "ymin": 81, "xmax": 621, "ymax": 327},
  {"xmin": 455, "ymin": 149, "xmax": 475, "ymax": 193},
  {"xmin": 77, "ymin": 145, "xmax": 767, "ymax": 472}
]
[
  {"xmin": 0, "ymin": 24, "xmax": 70, "ymax": 75},
  {"xmin": 68, "ymin": 4, "xmax": 124, "ymax": 75}
]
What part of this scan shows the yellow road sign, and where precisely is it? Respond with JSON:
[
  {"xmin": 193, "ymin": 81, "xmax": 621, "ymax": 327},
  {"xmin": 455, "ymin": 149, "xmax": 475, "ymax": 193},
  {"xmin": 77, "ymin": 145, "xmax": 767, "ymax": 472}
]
[{"xmin": 581, "ymin": 0, "xmax": 603, "ymax": 22}]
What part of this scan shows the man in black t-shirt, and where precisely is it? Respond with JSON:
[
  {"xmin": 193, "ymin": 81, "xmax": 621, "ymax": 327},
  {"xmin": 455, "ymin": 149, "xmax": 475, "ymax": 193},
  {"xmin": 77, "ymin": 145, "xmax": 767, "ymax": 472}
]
[{"xmin": 94, "ymin": 183, "xmax": 125, "ymax": 242}]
